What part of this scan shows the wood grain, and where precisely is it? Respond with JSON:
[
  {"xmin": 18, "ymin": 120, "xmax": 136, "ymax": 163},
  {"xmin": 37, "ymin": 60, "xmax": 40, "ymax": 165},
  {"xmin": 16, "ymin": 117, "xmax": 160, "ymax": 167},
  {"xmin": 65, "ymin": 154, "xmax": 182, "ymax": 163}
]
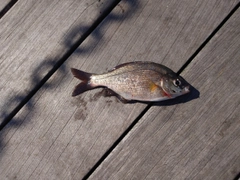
[
  {"xmin": 89, "ymin": 7, "xmax": 240, "ymax": 180},
  {"xmin": 0, "ymin": 0, "xmax": 239, "ymax": 179}
]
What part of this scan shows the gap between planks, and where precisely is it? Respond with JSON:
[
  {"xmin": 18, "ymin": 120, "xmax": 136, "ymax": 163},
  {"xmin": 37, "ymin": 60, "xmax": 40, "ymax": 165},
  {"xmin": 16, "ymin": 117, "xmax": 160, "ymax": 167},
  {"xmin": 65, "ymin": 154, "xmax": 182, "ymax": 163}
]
[{"xmin": 0, "ymin": 0, "xmax": 18, "ymax": 19}]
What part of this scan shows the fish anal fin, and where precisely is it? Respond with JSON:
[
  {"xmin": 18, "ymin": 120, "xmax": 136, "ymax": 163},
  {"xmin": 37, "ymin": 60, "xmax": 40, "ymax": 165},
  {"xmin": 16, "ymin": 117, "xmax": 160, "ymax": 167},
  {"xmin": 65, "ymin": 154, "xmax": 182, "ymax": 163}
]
[
  {"xmin": 117, "ymin": 96, "xmax": 131, "ymax": 104},
  {"xmin": 103, "ymin": 88, "xmax": 118, "ymax": 97}
]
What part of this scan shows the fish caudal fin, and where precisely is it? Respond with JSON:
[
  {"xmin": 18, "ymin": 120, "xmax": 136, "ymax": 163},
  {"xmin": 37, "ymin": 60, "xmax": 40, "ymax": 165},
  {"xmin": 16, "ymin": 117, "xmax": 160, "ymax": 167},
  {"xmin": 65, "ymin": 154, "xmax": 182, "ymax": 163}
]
[
  {"xmin": 71, "ymin": 68, "xmax": 91, "ymax": 82},
  {"xmin": 71, "ymin": 68, "xmax": 93, "ymax": 97},
  {"xmin": 72, "ymin": 82, "xmax": 93, "ymax": 96}
]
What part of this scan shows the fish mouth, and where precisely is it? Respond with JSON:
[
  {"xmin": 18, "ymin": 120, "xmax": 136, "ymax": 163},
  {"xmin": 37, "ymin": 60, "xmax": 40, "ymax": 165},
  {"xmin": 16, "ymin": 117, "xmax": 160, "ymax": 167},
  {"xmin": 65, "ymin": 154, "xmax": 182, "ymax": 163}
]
[{"xmin": 182, "ymin": 85, "xmax": 190, "ymax": 94}]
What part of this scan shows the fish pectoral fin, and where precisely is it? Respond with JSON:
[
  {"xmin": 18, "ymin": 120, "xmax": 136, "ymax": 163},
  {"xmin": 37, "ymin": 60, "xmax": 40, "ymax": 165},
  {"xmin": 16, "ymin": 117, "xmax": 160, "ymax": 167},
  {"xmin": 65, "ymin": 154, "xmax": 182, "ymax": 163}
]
[
  {"xmin": 149, "ymin": 81, "xmax": 172, "ymax": 98},
  {"xmin": 149, "ymin": 81, "xmax": 159, "ymax": 92}
]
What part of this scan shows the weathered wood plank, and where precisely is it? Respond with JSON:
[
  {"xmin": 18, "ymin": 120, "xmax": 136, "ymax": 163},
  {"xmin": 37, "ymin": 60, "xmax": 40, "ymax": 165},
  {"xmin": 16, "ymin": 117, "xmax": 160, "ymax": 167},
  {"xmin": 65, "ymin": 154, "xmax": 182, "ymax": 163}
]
[
  {"xmin": 0, "ymin": 0, "xmax": 239, "ymax": 179},
  {"xmin": 0, "ymin": 0, "xmax": 112, "ymax": 124},
  {"xmin": 89, "ymin": 7, "xmax": 240, "ymax": 180}
]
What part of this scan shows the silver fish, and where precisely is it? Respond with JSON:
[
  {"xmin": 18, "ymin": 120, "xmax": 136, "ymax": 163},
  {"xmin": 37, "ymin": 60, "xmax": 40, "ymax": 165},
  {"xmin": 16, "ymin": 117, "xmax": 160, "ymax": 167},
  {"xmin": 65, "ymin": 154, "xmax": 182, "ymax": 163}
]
[{"xmin": 71, "ymin": 61, "xmax": 190, "ymax": 102}]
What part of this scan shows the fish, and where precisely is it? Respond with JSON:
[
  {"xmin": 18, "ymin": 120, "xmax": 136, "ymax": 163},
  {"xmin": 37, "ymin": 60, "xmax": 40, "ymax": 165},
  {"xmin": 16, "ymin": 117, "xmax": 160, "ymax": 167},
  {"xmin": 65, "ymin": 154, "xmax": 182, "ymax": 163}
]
[{"xmin": 71, "ymin": 61, "xmax": 190, "ymax": 103}]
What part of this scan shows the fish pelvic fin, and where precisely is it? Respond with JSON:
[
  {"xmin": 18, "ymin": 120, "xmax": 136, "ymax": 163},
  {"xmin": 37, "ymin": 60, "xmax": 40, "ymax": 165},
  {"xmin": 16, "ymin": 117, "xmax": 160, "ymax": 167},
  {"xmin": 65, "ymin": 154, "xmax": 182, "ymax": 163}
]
[
  {"xmin": 104, "ymin": 89, "xmax": 132, "ymax": 103},
  {"xmin": 71, "ymin": 68, "xmax": 93, "ymax": 97}
]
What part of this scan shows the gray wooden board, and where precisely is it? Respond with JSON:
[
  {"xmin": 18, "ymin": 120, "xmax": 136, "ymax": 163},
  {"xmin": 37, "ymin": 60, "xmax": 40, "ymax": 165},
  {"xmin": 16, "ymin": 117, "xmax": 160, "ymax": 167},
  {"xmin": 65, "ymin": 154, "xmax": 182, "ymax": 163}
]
[
  {"xmin": 0, "ymin": 0, "xmax": 112, "ymax": 123},
  {"xmin": 0, "ymin": 0, "xmax": 239, "ymax": 179},
  {"xmin": 89, "ymin": 7, "xmax": 240, "ymax": 180}
]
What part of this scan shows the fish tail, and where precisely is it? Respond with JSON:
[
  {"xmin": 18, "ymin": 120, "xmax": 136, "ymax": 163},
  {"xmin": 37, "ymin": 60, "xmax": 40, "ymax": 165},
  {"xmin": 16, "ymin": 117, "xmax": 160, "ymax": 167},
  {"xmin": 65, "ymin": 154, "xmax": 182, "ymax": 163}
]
[{"xmin": 71, "ymin": 68, "xmax": 94, "ymax": 97}]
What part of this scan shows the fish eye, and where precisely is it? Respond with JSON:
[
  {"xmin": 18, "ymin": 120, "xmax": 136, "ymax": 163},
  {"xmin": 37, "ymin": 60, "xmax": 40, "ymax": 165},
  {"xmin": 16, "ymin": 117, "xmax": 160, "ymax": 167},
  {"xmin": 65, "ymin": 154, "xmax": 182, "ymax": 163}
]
[{"xmin": 173, "ymin": 79, "xmax": 181, "ymax": 87}]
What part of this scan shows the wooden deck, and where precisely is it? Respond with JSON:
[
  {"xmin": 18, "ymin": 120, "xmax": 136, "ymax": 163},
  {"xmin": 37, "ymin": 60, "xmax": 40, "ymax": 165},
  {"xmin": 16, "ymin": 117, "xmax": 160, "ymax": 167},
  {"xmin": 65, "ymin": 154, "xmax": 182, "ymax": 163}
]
[{"xmin": 0, "ymin": 0, "xmax": 239, "ymax": 179}]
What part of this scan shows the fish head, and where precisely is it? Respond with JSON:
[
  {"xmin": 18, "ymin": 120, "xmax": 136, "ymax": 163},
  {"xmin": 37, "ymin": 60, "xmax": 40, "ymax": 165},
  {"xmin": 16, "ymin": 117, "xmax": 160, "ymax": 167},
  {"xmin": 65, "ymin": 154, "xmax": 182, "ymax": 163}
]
[{"xmin": 161, "ymin": 75, "xmax": 190, "ymax": 98}]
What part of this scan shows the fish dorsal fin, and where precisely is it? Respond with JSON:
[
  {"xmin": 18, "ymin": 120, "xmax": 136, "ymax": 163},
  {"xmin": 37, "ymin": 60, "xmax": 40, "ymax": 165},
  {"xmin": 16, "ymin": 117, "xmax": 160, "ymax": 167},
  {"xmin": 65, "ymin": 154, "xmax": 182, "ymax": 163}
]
[
  {"xmin": 113, "ymin": 62, "xmax": 137, "ymax": 69},
  {"xmin": 109, "ymin": 61, "xmax": 145, "ymax": 72}
]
